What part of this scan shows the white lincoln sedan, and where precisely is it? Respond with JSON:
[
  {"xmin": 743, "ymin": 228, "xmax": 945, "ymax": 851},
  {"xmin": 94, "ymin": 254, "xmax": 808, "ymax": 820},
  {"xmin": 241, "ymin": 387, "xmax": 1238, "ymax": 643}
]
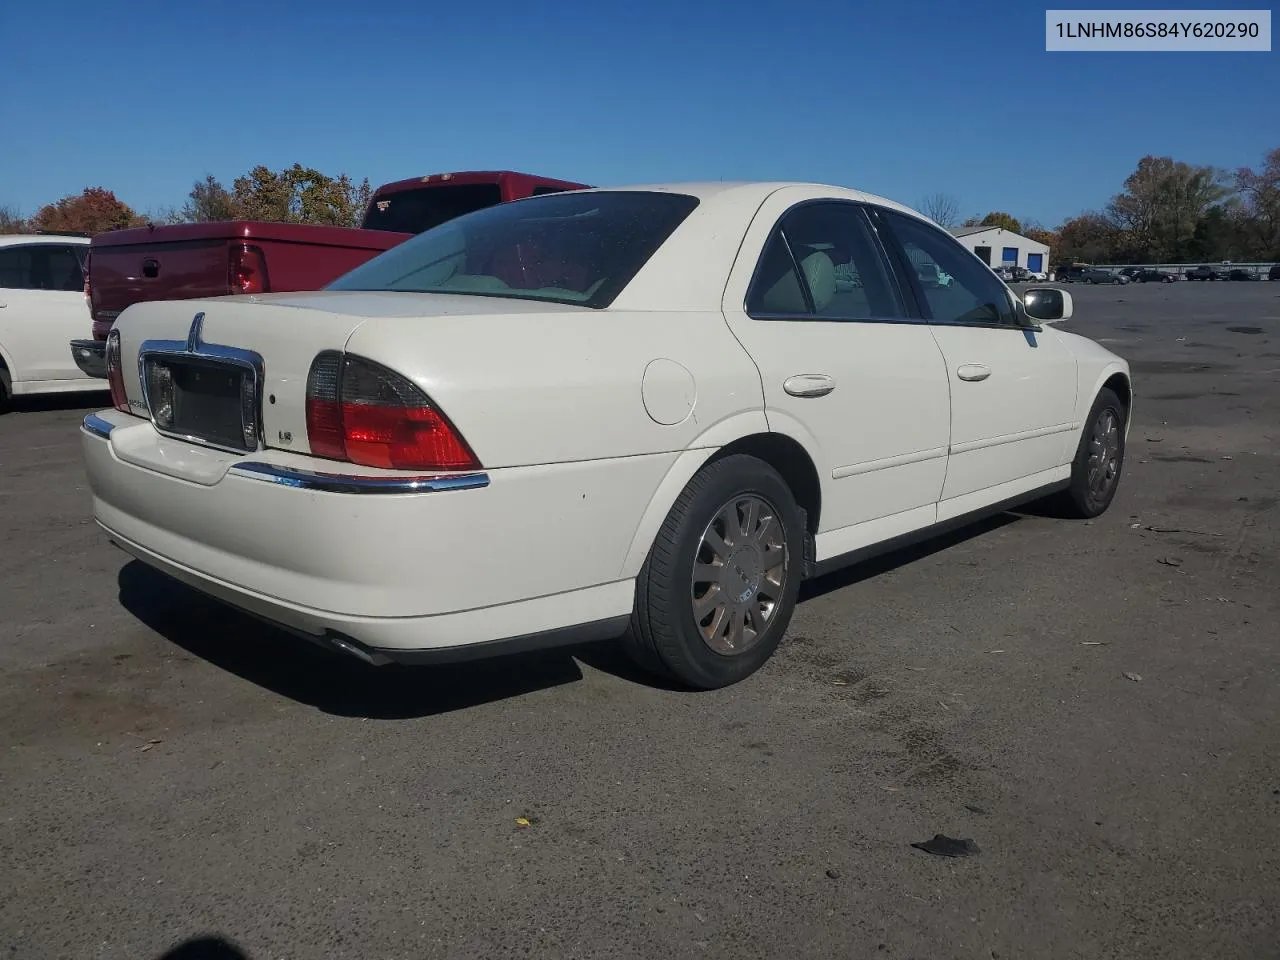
[{"xmin": 81, "ymin": 182, "xmax": 1131, "ymax": 689}]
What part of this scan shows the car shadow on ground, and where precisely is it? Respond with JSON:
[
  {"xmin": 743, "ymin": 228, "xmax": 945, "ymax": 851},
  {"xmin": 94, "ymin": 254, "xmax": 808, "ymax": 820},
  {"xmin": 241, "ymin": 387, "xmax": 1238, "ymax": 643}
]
[
  {"xmin": 117, "ymin": 511, "xmax": 1024, "ymax": 715},
  {"xmin": 154, "ymin": 937, "xmax": 251, "ymax": 960},
  {"xmin": 798, "ymin": 511, "xmax": 1021, "ymax": 601},
  {"xmin": 117, "ymin": 561, "xmax": 596, "ymax": 720},
  {"xmin": 1, "ymin": 389, "xmax": 110, "ymax": 414}
]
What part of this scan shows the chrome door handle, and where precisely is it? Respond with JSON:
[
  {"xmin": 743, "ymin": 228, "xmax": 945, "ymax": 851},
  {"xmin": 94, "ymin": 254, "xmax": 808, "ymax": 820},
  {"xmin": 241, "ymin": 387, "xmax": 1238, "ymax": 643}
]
[
  {"xmin": 783, "ymin": 374, "xmax": 835, "ymax": 398},
  {"xmin": 956, "ymin": 363, "xmax": 991, "ymax": 382}
]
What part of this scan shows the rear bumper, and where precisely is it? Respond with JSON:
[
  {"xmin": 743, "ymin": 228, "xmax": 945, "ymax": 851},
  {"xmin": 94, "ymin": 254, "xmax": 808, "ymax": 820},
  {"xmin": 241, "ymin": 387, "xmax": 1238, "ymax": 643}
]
[
  {"xmin": 81, "ymin": 410, "xmax": 664, "ymax": 661},
  {"xmin": 70, "ymin": 340, "xmax": 107, "ymax": 379}
]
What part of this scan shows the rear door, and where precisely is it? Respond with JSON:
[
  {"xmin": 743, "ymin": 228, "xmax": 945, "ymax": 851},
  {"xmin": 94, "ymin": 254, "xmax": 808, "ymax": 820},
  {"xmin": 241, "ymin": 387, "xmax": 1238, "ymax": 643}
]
[
  {"xmin": 721, "ymin": 190, "xmax": 952, "ymax": 559},
  {"xmin": 874, "ymin": 209, "xmax": 1079, "ymax": 515},
  {"xmin": 0, "ymin": 242, "xmax": 91, "ymax": 383}
]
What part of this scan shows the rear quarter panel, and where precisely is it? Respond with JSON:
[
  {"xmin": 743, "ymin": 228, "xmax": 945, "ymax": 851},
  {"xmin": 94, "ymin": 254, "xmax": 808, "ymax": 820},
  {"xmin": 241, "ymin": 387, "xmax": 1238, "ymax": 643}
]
[{"xmin": 343, "ymin": 309, "xmax": 767, "ymax": 469}]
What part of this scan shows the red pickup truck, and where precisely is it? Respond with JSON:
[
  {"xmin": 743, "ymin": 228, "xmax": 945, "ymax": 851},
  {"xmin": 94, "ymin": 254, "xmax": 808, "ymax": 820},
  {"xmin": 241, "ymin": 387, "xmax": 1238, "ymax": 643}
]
[{"xmin": 71, "ymin": 170, "xmax": 588, "ymax": 376}]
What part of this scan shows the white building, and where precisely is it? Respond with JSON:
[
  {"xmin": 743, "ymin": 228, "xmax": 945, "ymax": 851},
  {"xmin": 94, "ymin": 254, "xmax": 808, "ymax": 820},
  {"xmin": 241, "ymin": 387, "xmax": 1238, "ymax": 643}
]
[{"xmin": 949, "ymin": 226, "xmax": 1051, "ymax": 274}]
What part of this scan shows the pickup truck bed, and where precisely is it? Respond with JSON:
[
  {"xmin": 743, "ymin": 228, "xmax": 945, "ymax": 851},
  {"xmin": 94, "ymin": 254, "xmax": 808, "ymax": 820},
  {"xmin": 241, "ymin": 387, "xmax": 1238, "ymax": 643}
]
[{"xmin": 73, "ymin": 171, "xmax": 589, "ymax": 377}]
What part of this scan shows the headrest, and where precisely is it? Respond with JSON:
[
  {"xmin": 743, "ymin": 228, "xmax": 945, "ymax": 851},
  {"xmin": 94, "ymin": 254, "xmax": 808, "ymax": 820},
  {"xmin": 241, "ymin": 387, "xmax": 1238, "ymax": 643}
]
[{"xmin": 799, "ymin": 250, "xmax": 836, "ymax": 313}]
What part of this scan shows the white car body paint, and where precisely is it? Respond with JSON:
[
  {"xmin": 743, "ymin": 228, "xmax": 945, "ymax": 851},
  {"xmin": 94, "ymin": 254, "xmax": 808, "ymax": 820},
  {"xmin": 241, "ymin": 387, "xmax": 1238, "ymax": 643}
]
[
  {"xmin": 0, "ymin": 235, "xmax": 100, "ymax": 398},
  {"xmin": 81, "ymin": 182, "xmax": 1131, "ymax": 662}
]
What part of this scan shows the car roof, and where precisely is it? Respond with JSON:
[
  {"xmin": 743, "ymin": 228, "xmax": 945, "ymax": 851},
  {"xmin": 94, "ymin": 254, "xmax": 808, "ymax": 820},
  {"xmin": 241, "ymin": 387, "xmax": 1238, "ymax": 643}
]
[
  {"xmin": 0, "ymin": 234, "xmax": 91, "ymax": 247},
  {"xmin": 579, "ymin": 180, "xmax": 928, "ymax": 219}
]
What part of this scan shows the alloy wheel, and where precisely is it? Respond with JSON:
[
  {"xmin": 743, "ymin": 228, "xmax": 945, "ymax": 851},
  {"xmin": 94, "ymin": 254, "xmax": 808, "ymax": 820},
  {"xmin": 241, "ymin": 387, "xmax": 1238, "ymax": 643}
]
[{"xmin": 690, "ymin": 495, "xmax": 788, "ymax": 656}]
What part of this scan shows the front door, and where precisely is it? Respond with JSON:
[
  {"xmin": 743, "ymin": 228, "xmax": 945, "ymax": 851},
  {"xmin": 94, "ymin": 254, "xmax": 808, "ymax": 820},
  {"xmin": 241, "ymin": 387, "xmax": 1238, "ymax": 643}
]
[
  {"xmin": 721, "ymin": 191, "xmax": 952, "ymax": 559},
  {"xmin": 876, "ymin": 211, "xmax": 1079, "ymax": 514}
]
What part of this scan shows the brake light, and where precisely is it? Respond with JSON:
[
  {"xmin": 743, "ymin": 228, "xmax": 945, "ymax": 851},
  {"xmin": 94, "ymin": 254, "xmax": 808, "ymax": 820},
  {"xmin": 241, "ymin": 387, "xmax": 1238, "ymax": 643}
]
[
  {"xmin": 105, "ymin": 328, "xmax": 129, "ymax": 413},
  {"xmin": 82, "ymin": 250, "xmax": 91, "ymax": 301},
  {"xmin": 230, "ymin": 244, "xmax": 269, "ymax": 295},
  {"xmin": 304, "ymin": 352, "xmax": 481, "ymax": 471}
]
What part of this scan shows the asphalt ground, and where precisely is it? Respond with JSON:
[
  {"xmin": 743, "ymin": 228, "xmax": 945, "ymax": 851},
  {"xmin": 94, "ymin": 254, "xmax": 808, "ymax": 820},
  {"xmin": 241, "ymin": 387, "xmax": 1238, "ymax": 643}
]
[{"xmin": 2, "ymin": 280, "xmax": 1278, "ymax": 960}]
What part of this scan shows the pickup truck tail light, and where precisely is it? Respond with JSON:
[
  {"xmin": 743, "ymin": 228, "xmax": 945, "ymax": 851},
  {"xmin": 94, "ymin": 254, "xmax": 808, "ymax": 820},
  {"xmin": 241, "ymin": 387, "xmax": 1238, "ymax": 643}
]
[
  {"xmin": 230, "ymin": 244, "xmax": 269, "ymax": 295},
  {"xmin": 304, "ymin": 351, "xmax": 481, "ymax": 472},
  {"xmin": 105, "ymin": 328, "xmax": 129, "ymax": 413}
]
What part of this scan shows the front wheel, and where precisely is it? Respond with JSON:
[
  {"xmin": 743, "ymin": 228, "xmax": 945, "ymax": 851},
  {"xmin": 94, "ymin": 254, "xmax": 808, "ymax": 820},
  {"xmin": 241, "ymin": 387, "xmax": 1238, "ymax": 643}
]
[
  {"xmin": 624, "ymin": 454, "xmax": 805, "ymax": 689},
  {"xmin": 1055, "ymin": 388, "xmax": 1127, "ymax": 519}
]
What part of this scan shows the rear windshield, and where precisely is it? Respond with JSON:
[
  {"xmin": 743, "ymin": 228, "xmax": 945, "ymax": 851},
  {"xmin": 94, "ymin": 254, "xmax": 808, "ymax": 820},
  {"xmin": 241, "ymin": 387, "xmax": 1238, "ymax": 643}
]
[
  {"xmin": 361, "ymin": 183, "xmax": 505, "ymax": 234},
  {"xmin": 329, "ymin": 191, "xmax": 700, "ymax": 309}
]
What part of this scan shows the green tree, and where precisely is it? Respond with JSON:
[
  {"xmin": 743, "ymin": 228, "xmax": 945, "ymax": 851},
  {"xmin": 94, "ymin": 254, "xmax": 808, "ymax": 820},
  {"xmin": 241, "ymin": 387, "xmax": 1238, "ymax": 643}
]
[
  {"xmin": 231, "ymin": 164, "xmax": 371, "ymax": 227},
  {"xmin": 182, "ymin": 175, "xmax": 239, "ymax": 222},
  {"xmin": 978, "ymin": 211, "xmax": 1023, "ymax": 233},
  {"xmin": 1107, "ymin": 156, "xmax": 1229, "ymax": 261},
  {"xmin": 30, "ymin": 187, "xmax": 142, "ymax": 235},
  {"xmin": 1235, "ymin": 147, "xmax": 1280, "ymax": 259}
]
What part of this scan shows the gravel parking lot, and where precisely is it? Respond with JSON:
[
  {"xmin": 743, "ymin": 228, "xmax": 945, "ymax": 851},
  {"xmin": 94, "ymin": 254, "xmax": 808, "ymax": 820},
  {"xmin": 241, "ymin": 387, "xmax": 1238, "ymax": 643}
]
[{"xmin": 2, "ymin": 281, "xmax": 1278, "ymax": 960}]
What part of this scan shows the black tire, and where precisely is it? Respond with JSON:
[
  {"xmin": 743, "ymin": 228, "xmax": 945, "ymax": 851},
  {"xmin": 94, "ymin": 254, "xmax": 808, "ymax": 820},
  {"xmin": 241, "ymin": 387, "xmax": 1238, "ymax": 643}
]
[
  {"xmin": 624, "ymin": 454, "xmax": 804, "ymax": 690},
  {"xmin": 1054, "ymin": 387, "xmax": 1127, "ymax": 519},
  {"xmin": 0, "ymin": 369, "xmax": 10, "ymax": 414}
]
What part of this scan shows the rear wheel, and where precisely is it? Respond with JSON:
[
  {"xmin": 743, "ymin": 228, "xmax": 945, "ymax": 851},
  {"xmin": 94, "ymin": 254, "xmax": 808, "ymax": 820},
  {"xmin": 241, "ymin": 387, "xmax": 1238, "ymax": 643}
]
[
  {"xmin": 624, "ymin": 454, "xmax": 804, "ymax": 690},
  {"xmin": 0, "ymin": 365, "xmax": 10, "ymax": 413},
  {"xmin": 1055, "ymin": 387, "xmax": 1127, "ymax": 519}
]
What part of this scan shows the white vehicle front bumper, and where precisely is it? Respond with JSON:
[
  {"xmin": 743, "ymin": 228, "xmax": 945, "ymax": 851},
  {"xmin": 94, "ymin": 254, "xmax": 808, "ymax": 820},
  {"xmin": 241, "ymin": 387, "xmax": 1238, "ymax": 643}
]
[{"xmin": 80, "ymin": 410, "xmax": 665, "ymax": 664}]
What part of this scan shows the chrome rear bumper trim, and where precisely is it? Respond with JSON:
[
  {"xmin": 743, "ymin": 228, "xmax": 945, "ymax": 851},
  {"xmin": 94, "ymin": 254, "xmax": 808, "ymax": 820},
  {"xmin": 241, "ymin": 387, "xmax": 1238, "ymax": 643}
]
[{"xmin": 228, "ymin": 461, "xmax": 490, "ymax": 494}]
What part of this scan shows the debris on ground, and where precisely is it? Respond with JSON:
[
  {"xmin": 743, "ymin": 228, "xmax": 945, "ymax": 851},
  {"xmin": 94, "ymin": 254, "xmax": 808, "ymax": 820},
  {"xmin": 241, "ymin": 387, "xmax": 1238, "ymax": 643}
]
[
  {"xmin": 1156, "ymin": 556, "xmax": 1184, "ymax": 567},
  {"xmin": 1123, "ymin": 671, "xmax": 1143, "ymax": 682},
  {"xmin": 826, "ymin": 868, "xmax": 841, "ymax": 879},
  {"xmin": 138, "ymin": 739, "xmax": 162, "ymax": 752},
  {"xmin": 514, "ymin": 817, "xmax": 533, "ymax": 827},
  {"xmin": 911, "ymin": 834, "xmax": 980, "ymax": 857},
  {"xmin": 1081, "ymin": 641, "xmax": 1107, "ymax": 646},
  {"xmin": 964, "ymin": 804, "xmax": 989, "ymax": 816}
]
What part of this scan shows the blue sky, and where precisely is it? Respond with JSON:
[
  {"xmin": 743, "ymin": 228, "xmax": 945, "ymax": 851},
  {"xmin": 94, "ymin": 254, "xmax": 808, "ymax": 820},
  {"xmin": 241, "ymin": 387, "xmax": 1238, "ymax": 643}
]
[{"xmin": 1, "ymin": 0, "xmax": 1275, "ymax": 227}]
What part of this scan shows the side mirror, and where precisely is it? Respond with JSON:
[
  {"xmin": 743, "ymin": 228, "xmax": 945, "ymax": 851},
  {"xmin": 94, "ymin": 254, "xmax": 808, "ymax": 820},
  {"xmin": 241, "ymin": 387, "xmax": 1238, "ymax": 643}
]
[{"xmin": 1023, "ymin": 287, "xmax": 1072, "ymax": 323}]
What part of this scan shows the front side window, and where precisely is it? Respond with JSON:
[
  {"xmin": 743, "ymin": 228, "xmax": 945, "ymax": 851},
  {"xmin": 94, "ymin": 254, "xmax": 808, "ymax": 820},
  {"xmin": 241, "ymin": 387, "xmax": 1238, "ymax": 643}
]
[
  {"xmin": 746, "ymin": 202, "xmax": 904, "ymax": 320},
  {"xmin": 880, "ymin": 211, "xmax": 1016, "ymax": 326},
  {"xmin": 330, "ymin": 190, "xmax": 699, "ymax": 309}
]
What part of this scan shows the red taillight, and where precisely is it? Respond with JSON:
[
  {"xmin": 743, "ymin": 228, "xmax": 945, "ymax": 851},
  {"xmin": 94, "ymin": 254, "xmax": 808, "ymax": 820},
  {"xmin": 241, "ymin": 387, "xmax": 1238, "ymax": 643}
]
[
  {"xmin": 105, "ymin": 328, "xmax": 129, "ymax": 413},
  {"xmin": 304, "ymin": 352, "xmax": 481, "ymax": 472},
  {"xmin": 229, "ymin": 244, "xmax": 269, "ymax": 295}
]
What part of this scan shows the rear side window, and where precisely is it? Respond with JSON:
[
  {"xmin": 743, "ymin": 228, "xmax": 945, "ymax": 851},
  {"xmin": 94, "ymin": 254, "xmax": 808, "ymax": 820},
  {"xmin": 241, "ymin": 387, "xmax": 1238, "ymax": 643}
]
[
  {"xmin": 330, "ymin": 190, "xmax": 700, "ymax": 309},
  {"xmin": 0, "ymin": 245, "xmax": 85, "ymax": 291},
  {"xmin": 746, "ymin": 201, "xmax": 905, "ymax": 320},
  {"xmin": 362, "ymin": 183, "xmax": 505, "ymax": 234}
]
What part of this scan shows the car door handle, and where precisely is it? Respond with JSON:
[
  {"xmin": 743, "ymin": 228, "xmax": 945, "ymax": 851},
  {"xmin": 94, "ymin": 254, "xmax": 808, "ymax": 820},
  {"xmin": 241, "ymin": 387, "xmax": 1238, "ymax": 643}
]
[
  {"xmin": 783, "ymin": 374, "xmax": 835, "ymax": 398},
  {"xmin": 956, "ymin": 364, "xmax": 991, "ymax": 382}
]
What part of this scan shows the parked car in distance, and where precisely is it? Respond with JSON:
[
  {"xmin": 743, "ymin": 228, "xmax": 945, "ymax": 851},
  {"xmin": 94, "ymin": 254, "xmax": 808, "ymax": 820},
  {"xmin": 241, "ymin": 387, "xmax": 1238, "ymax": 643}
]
[
  {"xmin": 72, "ymin": 171, "xmax": 590, "ymax": 377},
  {"xmin": 1228, "ymin": 268, "xmax": 1259, "ymax": 281},
  {"xmin": 1081, "ymin": 267, "xmax": 1127, "ymax": 284},
  {"xmin": 1136, "ymin": 268, "xmax": 1176, "ymax": 283},
  {"xmin": 1005, "ymin": 266, "xmax": 1033, "ymax": 282},
  {"xmin": 1053, "ymin": 263, "xmax": 1088, "ymax": 283},
  {"xmin": 1185, "ymin": 264, "xmax": 1223, "ymax": 281},
  {"xmin": 1269, "ymin": 263, "xmax": 1280, "ymax": 280},
  {"xmin": 82, "ymin": 181, "xmax": 1131, "ymax": 689},
  {"xmin": 1, "ymin": 234, "xmax": 105, "ymax": 410}
]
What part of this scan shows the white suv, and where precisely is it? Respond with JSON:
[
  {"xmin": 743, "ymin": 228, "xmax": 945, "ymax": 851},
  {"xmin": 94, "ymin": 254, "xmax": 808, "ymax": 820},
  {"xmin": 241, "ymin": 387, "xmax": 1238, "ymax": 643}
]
[{"xmin": 0, "ymin": 234, "xmax": 103, "ymax": 409}]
